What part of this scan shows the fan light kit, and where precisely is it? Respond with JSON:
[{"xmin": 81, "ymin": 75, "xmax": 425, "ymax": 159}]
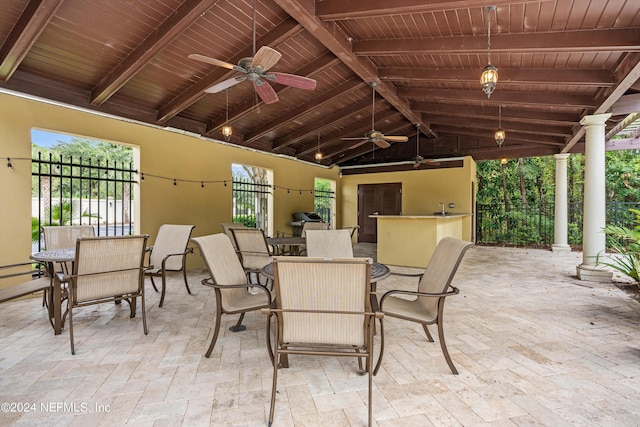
[
  {"xmin": 188, "ymin": 0, "xmax": 316, "ymax": 104},
  {"xmin": 481, "ymin": 6, "xmax": 498, "ymax": 98}
]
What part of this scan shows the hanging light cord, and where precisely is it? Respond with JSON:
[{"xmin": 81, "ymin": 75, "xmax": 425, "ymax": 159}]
[{"xmin": 487, "ymin": 7, "xmax": 492, "ymax": 65}]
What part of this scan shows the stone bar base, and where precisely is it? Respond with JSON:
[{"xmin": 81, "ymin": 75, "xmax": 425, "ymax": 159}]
[{"xmin": 576, "ymin": 263, "xmax": 613, "ymax": 282}]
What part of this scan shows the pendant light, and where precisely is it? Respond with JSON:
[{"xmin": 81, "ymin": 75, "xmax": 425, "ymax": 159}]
[
  {"xmin": 314, "ymin": 133, "xmax": 323, "ymax": 162},
  {"xmin": 481, "ymin": 6, "xmax": 498, "ymax": 98},
  {"xmin": 495, "ymin": 104, "xmax": 505, "ymax": 146},
  {"xmin": 221, "ymin": 89, "xmax": 232, "ymax": 141}
]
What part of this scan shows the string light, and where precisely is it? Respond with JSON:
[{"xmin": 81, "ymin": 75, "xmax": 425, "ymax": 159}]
[{"xmin": 7, "ymin": 158, "xmax": 12, "ymax": 170}]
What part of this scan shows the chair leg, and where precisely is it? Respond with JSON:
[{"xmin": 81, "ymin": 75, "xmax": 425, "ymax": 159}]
[
  {"xmin": 141, "ymin": 294, "xmax": 148, "ymax": 335},
  {"xmin": 182, "ymin": 268, "xmax": 191, "ymax": 294},
  {"xmin": 159, "ymin": 272, "xmax": 167, "ymax": 308},
  {"xmin": 373, "ymin": 318, "xmax": 385, "ymax": 375},
  {"xmin": 69, "ymin": 303, "xmax": 75, "ymax": 355},
  {"xmin": 437, "ymin": 320, "xmax": 458, "ymax": 375},
  {"xmin": 205, "ymin": 307, "xmax": 223, "ymax": 358},
  {"xmin": 268, "ymin": 328, "xmax": 280, "ymax": 427},
  {"xmin": 422, "ymin": 324, "xmax": 434, "ymax": 342},
  {"xmin": 149, "ymin": 276, "xmax": 159, "ymax": 292},
  {"xmin": 266, "ymin": 313, "xmax": 275, "ymax": 365}
]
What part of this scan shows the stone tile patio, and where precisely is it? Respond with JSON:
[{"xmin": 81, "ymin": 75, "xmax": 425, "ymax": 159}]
[{"xmin": 1, "ymin": 244, "xmax": 639, "ymax": 426}]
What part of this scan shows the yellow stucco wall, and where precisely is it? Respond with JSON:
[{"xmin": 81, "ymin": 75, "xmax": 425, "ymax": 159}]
[
  {"xmin": 0, "ymin": 92, "xmax": 339, "ymax": 268},
  {"xmin": 340, "ymin": 158, "xmax": 477, "ymax": 242},
  {"xmin": 0, "ymin": 91, "xmax": 476, "ymax": 277}
]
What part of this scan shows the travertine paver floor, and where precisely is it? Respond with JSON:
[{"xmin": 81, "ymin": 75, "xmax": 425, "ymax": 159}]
[{"xmin": 1, "ymin": 245, "xmax": 639, "ymax": 426}]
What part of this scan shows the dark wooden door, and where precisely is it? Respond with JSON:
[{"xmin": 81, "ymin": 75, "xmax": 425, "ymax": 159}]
[{"xmin": 357, "ymin": 183, "xmax": 402, "ymax": 243}]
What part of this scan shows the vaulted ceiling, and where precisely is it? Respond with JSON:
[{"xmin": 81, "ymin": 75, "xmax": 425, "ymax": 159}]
[{"xmin": 1, "ymin": 0, "xmax": 639, "ymax": 172}]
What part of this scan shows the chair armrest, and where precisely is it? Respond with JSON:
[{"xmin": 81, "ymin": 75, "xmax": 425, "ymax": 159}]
[
  {"xmin": 390, "ymin": 271, "xmax": 424, "ymax": 280},
  {"xmin": 160, "ymin": 247, "xmax": 194, "ymax": 268},
  {"xmin": 0, "ymin": 261, "xmax": 46, "ymax": 280},
  {"xmin": 200, "ymin": 278, "xmax": 272, "ymax": 299},
  {"xmin": 379, "ymin": 286, "xmax": 459, "ymax": 305}
]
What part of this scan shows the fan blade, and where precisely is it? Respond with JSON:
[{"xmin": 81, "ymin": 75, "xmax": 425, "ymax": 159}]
[
  {"xmin": 204, "ymin": 76, "xmax": 246, "ymax": 93},
  {"xmin": 188, "ymin": 54, "xmax": 246, "ymax": 73},
  {"xmin": 254, "ymin": 80, "xmax": 279, "ymax": 104},
  {"xmin": 374, "ymin": 140, "xmax": 392, "ymax": 149},
  {"xmin": 383, "ymin": 135, "xmax": 409, "ymax": 143},
  {"xmin": 266, "ymin": 72, "xmax": 317, "ymax": 90},
  {"xmin": 423, "ymin": 159, "xmax": 441, "ymax": 166},
  {"xmin": 341, "ymin": 137, "xmax": 368, "ymax": 141},
  {"xmin": 252, "ymin": 46, "xmax": 282, "ymax": 71}
]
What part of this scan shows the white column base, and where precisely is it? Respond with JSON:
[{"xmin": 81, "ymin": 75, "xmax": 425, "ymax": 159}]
[
  {"xmin": 576, "ymin": 263, "xmax": 613, "ymax": 282},
  {"xmin": 552, "ymin": 244, "xmax": 572, "ymax": 253}
]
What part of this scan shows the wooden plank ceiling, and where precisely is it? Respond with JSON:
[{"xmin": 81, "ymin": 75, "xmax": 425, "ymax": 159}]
[{"xmin": 1, "ymin": 0, "xmax": 639, "ymax": 171}]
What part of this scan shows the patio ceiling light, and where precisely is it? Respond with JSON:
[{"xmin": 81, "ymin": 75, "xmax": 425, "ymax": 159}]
[{"xmin": 481, "ymin": 6, "xmax": 498, "ymax": 98}]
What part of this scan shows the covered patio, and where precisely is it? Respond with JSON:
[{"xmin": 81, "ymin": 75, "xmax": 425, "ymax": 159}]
[{"xmin": 1, "ymin": 245, "xmax": 639, "ymax": 426}]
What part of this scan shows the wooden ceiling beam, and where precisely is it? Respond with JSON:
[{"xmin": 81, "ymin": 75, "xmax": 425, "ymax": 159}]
[
  {"xmin": 427, "ymin": 114, "xmax": 572, "ymax": 137},
  {"xmin": 411, "ymin": 102, "xmax": 579, "ymax": 125},
  {"xmin": 397, "ymin": 87, "xmax": 595, "ymax": 109},
  {"xmin": 433, "ymin": 125, "xmax": 565, "ymax": 146},
  {"xmin": 243, "ymin": 78, "xmax": 362, "ymax": 144},
  {"xmin": 90, "ymin": 0, "xmax": 220, "ymax": 106},
  {"xmin": 355, "ymin": 29, "xmax": 640, "ymax": 55},
  {"xmin": 157, "ymin": 18, "xmax": 302, "ymax": 123},
  {"xmin": 380, "ymin": 68, "xmax": 615, "ymax": 87},
  {"xmin": 273, "ymin": 97, "xmax": 372, "ymax": 152},
  {"xmin": 273, "ymin": 0, "xmax": 436, "ymax": 137},
  {"xmin": 316, "ymin": 0, "xmax": 538, "ymax": 20},
  {"xmin": 0, "ymin": 0, "xmax": 64, "ymax": 81}
]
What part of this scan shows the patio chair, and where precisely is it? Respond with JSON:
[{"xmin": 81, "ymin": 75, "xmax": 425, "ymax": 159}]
[
  {"xmin": 190, "ymin": 233, "xmax": 271, "ymax": 358},
  {"xmin": 145, "ymin": 224, "xmax": 195, "ymax": 307},
  {"xmin": 300, "ymin": 221, "xmax": 329, "ymax": 237},
  {"xmin": 0, "ymin": 262, "xmax": 51, "ymax": 304},
  {"xmin": 220, "ymin": 222, "xmax": 246, "ymax": 250},
  {"xmin": 305, "ymin": 229, "xmax": 354, "ymax": 258},
  {"xmin": 263, "ymin": 256, "xmax": 382, "ymax": 427},
  {"xmin": 374, "ymin": 237, "xmax": 473, "ymax": 375},
  {"xmin": 55, "ymin": 235, "xmax": 149, "ymax": 355},
  {"xmin": 42, "ymin": 225, "xmax": 95, "ymax": 306},
  {"xmin": 341, "ymin": 225, "xmax": 360, "ymax": 239},
  {"xmin": 43, "ymin": 225, "xmax": 95, "ymax": 274},
  {"xmin": 230, "ymin": 227, "xmax": 273, "ymax": 285}
]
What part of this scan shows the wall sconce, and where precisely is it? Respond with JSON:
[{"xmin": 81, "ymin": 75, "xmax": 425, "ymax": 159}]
[
  {"xmin": 222, "ymin": 89, "xmax": 232, "ymax": 141},
  {"xmin": 481, "ymin": 6, "xmax": 498, "ymax": 98}
]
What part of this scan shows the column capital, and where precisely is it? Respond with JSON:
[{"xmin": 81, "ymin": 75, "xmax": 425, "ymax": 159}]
[
  {"xmin": 554, "ymin": 153, "xmax": 570, "ymax": 161},
  {"xmin": 580, "ymin": 113, "xmax": 611, "ymax": 126}
]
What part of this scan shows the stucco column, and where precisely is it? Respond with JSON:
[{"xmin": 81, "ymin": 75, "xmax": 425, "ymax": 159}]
[
  {"xmin": 552, "ymin": 153, "xmax": 571, "ymax": 252},
  {"xmin": 576, "ymin": 113, "xmax": 612, "ymax": 282}
]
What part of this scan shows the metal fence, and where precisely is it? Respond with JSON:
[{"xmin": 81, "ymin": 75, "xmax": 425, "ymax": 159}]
[
  {"xmin": 232, "ymin": 177, "xmax": 270, "ymax": 230},
  {"xmin": 32, "ymin": 152, "xmax": 136, "ymax": 251},
  {"xmin": 476, "ymin": 201, "xmax": 639, "ymax": 248},
  {"xmin": 314, "ymin": 189, "xmax": 334, "ymax": 225}
]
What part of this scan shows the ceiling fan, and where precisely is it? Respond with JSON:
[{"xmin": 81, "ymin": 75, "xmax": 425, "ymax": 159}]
[
  {"xmin": 342, "ymin": 82, "xmax": 409, "ymax": 149},
  {"xmin": 187, "ymin": 0, "xmax": 316, "ymax": 104},
  {"xmin": 412, "ymin": 124, "xmax": 440, "ymax": 168}
]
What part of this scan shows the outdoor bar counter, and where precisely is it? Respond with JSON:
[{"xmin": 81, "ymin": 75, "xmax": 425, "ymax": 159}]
[{"xmin": 372, "ymin": 214, "xmax": 471, "ymax": 268}]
